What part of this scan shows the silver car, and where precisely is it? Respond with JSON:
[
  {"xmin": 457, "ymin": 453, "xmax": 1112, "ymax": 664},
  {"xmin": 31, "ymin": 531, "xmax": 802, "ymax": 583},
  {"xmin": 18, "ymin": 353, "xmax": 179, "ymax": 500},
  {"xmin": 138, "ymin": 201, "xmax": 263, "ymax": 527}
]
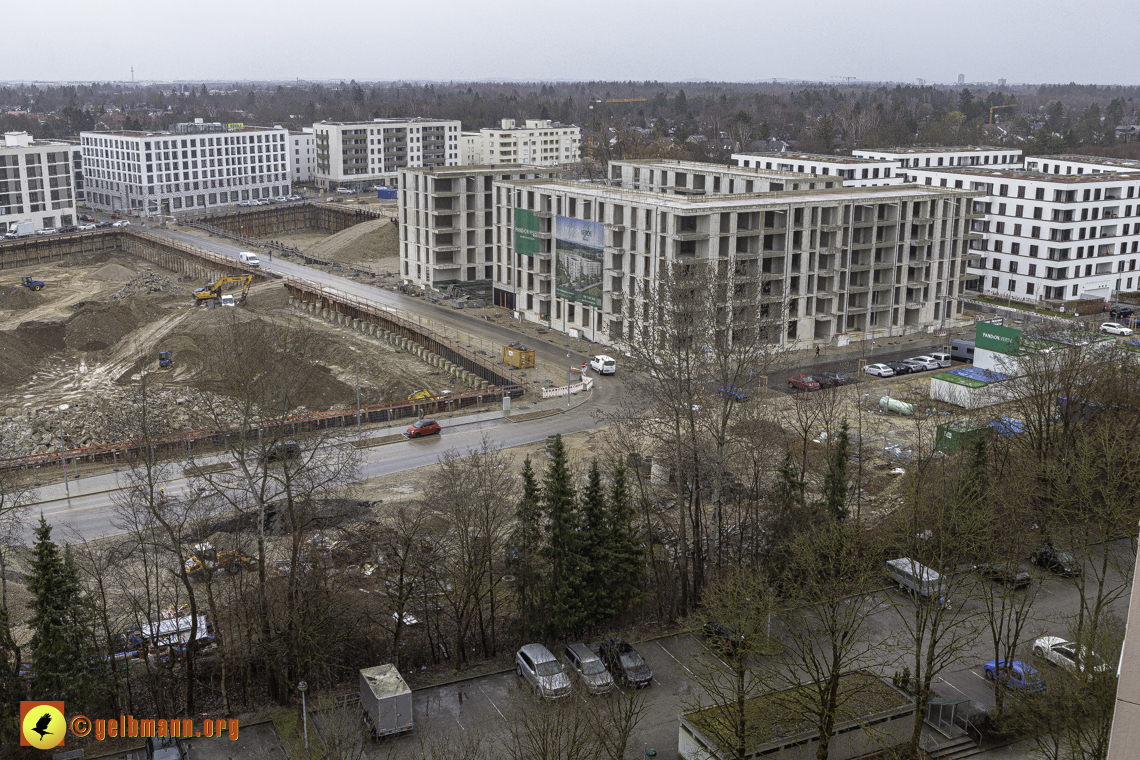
[
  {"xmin": 516, "ymin": 644, "xmax": 571, "ymax": 698},
  {"xmin": 563, "ymin": 643, "xmax": 614, "ymax": 694}
]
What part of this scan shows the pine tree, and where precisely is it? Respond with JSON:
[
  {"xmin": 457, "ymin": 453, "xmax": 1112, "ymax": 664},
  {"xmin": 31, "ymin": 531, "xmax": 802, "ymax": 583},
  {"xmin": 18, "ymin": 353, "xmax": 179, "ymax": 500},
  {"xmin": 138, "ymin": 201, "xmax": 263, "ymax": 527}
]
[
  {"xmin": 509, "ymin": 457, "xmax": 546, "ymax": 637},
  {"xmin": 27, "ymin": 517, "xmax": 110, "ymax": 709},
  {"xmin": 579, "ymin": 461, "xmax": 611, "ymax": 628},
  {"xmin": 542, "ymin": 435, "xmax": 586, "ymax": 636},
  {"xmin": 820, "ymin": 420, "xmax": 851, "ymax": 521},
  {"xmin": 607, "ymin": 462, "xmax": 643, "ymax": 618}
]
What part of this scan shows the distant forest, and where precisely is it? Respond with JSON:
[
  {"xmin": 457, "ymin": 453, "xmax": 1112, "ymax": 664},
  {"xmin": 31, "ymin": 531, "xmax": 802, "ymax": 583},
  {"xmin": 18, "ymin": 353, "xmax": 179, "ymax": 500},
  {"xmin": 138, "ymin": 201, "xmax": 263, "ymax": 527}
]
[{"xmin": 3, "ymin": 80, "xmax": 1139, "ymax": 162}]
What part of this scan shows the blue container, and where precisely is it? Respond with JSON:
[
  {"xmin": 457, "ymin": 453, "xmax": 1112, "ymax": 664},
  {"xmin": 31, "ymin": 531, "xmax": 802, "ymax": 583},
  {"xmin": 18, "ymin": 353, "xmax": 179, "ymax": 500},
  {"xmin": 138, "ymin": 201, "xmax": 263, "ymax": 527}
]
[{"xmin": 376, "ymin": 187, "xmax": 398, "ymax": 200}]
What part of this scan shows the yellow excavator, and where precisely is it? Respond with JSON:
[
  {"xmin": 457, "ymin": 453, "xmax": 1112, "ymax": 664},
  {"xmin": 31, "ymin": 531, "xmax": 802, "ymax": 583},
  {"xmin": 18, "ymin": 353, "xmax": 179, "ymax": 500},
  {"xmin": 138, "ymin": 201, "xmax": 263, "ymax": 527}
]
[{"xmin": 192, "ymin": 274, "xmax": 253, "ymax": 304}]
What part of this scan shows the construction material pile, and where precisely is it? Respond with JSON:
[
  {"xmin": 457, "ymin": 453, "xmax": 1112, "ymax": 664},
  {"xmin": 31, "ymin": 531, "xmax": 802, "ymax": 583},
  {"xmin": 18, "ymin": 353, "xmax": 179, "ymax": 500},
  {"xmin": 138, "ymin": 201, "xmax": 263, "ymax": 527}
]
[{"xmin": 113, "ymin": 272, "xmax": 188, "ymax": 300}]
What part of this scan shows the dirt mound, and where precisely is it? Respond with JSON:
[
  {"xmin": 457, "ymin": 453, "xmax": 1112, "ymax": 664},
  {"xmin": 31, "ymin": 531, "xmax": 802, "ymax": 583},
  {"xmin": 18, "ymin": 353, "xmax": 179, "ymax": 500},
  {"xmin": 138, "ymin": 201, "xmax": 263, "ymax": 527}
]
[
  {"xmin": 15, "ymin": 321, "xmax": 66, "ymax": 351},
  {"xmin": 88, "ymin": 263, "xmax": 136, "ymax": 282},
  {"xmin": 64, "ymin": 305, "xmax": 139, "ymax": 351},
  {"xmin": 0, "ymin": 286, "xmax": 44, "ymax": 310},
  {"xmin": 112, "ymin": 271, "xmax": 188, "ymax": 300}
]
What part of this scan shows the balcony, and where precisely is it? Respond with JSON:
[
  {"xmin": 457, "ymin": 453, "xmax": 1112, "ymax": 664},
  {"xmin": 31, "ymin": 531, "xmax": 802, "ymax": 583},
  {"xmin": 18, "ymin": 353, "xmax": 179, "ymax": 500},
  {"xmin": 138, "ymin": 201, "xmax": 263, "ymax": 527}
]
[
  {"xmin": 605, "ymin": 221, "xmax": 627, "ymax": 232},
  {"xmin": 671, "ymin": 230, "xmax": 706, "ymax": 242}
]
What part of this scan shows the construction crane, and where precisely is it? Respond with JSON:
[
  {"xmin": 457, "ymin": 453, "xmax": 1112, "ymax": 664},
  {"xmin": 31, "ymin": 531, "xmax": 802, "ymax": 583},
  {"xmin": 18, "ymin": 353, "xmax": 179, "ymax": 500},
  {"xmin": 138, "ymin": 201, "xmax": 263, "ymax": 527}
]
[
  {"xmin": 989, "ymin": 103, "xmax": 1018, "ymax": 124},
  {"xmin": 192, "ymin": 274, "xmax": 253, "ymax": 303}
]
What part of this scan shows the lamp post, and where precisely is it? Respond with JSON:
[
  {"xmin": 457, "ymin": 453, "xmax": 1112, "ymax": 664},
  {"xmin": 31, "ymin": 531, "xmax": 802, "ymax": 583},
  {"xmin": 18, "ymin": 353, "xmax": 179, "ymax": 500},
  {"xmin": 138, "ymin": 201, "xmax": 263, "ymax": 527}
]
[
  {"xmin": 355, "ymin": 362, "xmax": 362, "ymax": 437},
  {"xmin": 58, "ymin": 404, "xmax": 70, "ymax": 497},
  {"xmin": 298, "ymin": 681, "xmax": 309, "ymax": 749}
]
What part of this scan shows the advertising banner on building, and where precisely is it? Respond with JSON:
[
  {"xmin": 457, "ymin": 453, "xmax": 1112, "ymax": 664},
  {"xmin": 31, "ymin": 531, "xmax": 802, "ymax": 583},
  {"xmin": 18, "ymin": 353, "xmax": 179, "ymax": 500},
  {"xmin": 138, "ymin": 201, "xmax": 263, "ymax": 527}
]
[
  {"xmin": 555, "ymin": 216, "xmax": 603, "ymax": 308},
  {"xmin": 975, "ymin": 322, "xmax": 1021, "ymax": 355},
  {"xmin": 514, "ymin": 208, "xmax": 541, "ymax": 257}
]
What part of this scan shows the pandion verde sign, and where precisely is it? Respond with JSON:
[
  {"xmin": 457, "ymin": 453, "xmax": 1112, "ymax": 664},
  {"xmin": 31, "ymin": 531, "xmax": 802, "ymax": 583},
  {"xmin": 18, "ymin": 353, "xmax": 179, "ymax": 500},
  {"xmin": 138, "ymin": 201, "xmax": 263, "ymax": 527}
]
[
  {"xmin": 514, "ymin": 208, "xmax": 541, "ymax": 257},
  {"xmin": 975, "ymin": 322, "xmax": 1021, "ymax": 355}
]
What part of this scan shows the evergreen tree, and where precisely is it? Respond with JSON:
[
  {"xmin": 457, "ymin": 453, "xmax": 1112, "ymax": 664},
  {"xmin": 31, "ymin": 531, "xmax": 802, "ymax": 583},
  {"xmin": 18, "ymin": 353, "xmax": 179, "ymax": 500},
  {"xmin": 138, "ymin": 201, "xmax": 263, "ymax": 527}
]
[
  {"xmin": 542, "ymin": 435, "xmax": 587, "ymax": 636},
  {"xmin": 27, "ymin": 517, "xmax": 109, "ymax": 708},
  {"xmin": 579, "ymin": 461, "xmax": 611, "ymax": 627},
  {"xmin": 606, "ymin": 462, "xmax": 643, "ymax": 618},
  {"xmin": 820, "ymin": 420, "xmax": 851, "ymax": 521},
  {"xmin": 509, "ymin": 457, "xmax": 546, "ymax": 636},
  {"xmin": 0, "ymin": 605, "xmax": 24, "ymax": 747}
]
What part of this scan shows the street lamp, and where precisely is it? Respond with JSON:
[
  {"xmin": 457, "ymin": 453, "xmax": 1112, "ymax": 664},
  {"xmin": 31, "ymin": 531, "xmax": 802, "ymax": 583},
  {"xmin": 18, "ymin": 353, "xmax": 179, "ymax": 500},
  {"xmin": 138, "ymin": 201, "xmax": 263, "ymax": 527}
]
[
  {"xmin": 298, "ymin": 681, "xmax": 309, "ymax": 749},
  {"xmin": 355, "ymin": 362, "xmax": 363, "ymax": 436},
  {"xmin": 58, "ymin": 404, "xmax": 70, "ymax": 497}
]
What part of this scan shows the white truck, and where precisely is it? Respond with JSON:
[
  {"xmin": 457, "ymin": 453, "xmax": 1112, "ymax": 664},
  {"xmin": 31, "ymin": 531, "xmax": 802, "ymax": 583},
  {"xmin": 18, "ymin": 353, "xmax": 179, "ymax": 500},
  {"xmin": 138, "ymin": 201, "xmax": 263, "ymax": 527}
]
[
  {"xmin": 885, "ymin": 557, "xmax": 946, "ymax": 606},
  {"xmin": 359, "ymin": 664, "xmax": 413, "ymax": 737},
  {"xmin": 4, "ymin": 220, "xmax": 34, "ymax": 238}
]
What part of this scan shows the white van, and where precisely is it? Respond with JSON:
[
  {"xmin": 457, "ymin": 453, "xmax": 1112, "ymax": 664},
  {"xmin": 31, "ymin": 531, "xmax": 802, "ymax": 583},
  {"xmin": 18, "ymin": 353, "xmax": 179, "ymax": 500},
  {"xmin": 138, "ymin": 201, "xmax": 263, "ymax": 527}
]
[
  {"xmin": 220, "ymin": 294, "xmax": 236, "ymax": 307},
  {"xmin": 238, "ymin": 251, "xmax": 261, "ymax": 267},
  {"xmin": 928, "ymin": 352, "xmax": 951, "ymax": 368},
  {"xmin": 589, "ymin": 355, "xmax": 617, "ymax": 375},
  {"xmin": 885, "ymin": 558, "xmax": 946, "ymax": 605}
]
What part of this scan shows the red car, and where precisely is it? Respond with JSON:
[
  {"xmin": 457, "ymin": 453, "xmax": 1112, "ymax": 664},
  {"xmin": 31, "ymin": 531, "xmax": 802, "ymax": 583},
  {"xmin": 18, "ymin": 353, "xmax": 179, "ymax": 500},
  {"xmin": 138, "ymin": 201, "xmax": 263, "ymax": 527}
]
[
  {"xmin": 788, "ymin": 374, "xmax": 821, "ymax": 391},
  {"xmin": 405, "ymin": 419, "xmax": 441, "ymax": 438}
]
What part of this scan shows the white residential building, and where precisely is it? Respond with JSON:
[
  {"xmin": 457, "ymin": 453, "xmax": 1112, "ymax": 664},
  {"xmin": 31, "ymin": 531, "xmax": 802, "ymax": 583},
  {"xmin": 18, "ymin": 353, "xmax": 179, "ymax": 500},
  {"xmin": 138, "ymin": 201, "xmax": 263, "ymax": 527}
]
[
  {"xmin": 461, "ymin": 132, "xmax": 483, "ymax": 166},
  {"xmin": 471, "ymin": 119, "xmax": 580, "ymax": 166},
  {"xmin": 399, "ymin": 164, "xmax": 557, "ymax": 291},
  {"xmin": 905, "ymin": 163, "xmax": 1140, "ymax": 302},
  {"xmin": 853, "ymin": 146, "xmax": 1023, "ymax": 171},
  {"xmin": 0, "ymin": 131, "xmax": 78, "ymax": 234},
  {"xmin": 313, "ymin": 118, "xmax": 461, "ymax": 191},
  {"xmin": 610, "ymin": 159, "xmax": 843, "ymax": 195},
  {"xmin": 732, "ymin": 152, "xmax": 905, "ymax": 186},
  {"xmin": 80, "ymin": 121, "xmax": 291, "ymax": 215},
  {"xmin": 291, "ymin": 127, "xmax": 315, "ymax": 183},
  {"xmin": 488, "ymin": 175, "xmax": 979, "ymax": 348},
  {"xmin": 1023, "ymin": 154, "xmax": 1140, "ymax": 177}
]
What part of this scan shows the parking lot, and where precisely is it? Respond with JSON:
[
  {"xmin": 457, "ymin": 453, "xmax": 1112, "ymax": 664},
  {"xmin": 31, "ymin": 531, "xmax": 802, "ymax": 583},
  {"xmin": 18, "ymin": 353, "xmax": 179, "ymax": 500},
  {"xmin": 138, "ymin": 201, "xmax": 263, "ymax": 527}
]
[{"xmin": 361, "ymin": 541, "xmax": 1131, "ymax": 759}]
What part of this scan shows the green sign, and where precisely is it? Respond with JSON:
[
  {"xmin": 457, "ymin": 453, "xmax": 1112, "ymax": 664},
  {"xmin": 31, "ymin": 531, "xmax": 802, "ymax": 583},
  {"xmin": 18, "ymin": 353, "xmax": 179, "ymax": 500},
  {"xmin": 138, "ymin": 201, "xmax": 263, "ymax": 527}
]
[
  {"xmin": 514, "ymin": 208, "xmax": 541, "ymax": 257},
  {"xmin": 975, "ymin": 322, "xmax": 1021, "ymax": 355}
]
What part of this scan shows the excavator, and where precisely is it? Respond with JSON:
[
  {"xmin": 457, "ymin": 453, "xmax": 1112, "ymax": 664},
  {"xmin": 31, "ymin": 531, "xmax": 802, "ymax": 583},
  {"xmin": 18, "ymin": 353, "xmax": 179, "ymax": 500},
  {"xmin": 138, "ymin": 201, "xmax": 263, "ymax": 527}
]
[
  {"xmin": 192, "ymin": 274, "xmax": 253, "ymax": 304},
  {"xmin": 158, "ymin": 350, "xmax": 173, "ymax": 369}
]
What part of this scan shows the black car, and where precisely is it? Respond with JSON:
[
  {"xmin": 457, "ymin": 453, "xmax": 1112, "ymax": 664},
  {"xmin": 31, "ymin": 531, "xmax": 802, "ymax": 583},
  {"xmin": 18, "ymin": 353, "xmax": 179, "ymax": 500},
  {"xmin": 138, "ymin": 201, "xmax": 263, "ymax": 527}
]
[
  {"xmin": 95, "ymin": 221, "xmax": 114, "ymax": 228},
  {"xmin": 1031, "ymin": 544, "xmax": 1081, "ymax": 577},
  {"xmin": 263, "ymin": 440, "xmax": 301, "ymax": 463},
  {"xmin": 816, "ymin": 372, "xmax": 853, "ymax": 388},
  {"xmin": 1109, "ymin": 306, "xmax": 1134, "ymax": 321},
  {"xmin": 596, "ymin": 637, "xmax": 652, "ymax": 688},
  {"xmin": 59, "ymin": 225, "xmax": 78, "ymax": 233},
  {"xmin": 703, "ymin": 621, "xmax": 748, "ymax": 657},
  {"xmin": 884, "ymin": 361, "xmax": 913, "ymax": 376},
  {"xmin": 974, "ymin": 562, "xmax": 1032, "ymax": 589}
]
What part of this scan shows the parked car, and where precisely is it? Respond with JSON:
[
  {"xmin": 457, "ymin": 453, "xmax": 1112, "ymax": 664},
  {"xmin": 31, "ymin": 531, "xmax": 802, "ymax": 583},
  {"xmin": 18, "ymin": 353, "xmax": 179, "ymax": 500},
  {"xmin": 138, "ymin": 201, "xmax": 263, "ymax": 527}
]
[
  {"xmin": 263, "ymin": 440, "xmax": 300, "ymax": 463},
  {"xmin": 589, "ymin": 355, "xmax": 616, "ymax": 374},
  {"xmin": 562, "ymin": 643, "xmax": 614, "ymax": 694},
  {"xmin": 1032, "ymin": 636, "xmax": 1110, "ymax": 674},
  {"xmin": 983, "ymin": 659, "xmax": 1044, "ymax": 693},
  {"xmin": 35, "ymin": 228, "xmax": 57, "ymax": 236},
  {"xmin": 336, "ymin": 187, "xmax": 357, "ymax": 195},
  {"xmin": 973, "ymin": 562, "xmax": 1032, "ymax": 589},
  {"xmin": 1031, "ymin": 544, "xmax": 1081, "ymax": 577},
  {"xmin": 78, "ymin": 223, "xmax": 96, "ymax": 231},
  {"xmin": 59, "ymin": 225, "xmax": 78, "ymax": 233},
  {"xmin": 788, "ymin": 374, "xmax": 821, "ymax": 391},
  {"xmin": 516, "ymin": 644, "xmax": 571, "ymax": 699},
  {"xmin": 95, "ymin": 221, "xmax": 113, "ymax": 228},
  {"xmin": 1109, "ymin": 305, "xmax": 1134, "ymax": 321},
  {"xmin": 112, "ymin": 220, "xmax": 131, "ymax": 227},
  {"xmin": 864, "ymin": 363, "xmax": 896, "ymax": 377},
  {"xmin": 928, "ymin": 352, "xmax": 952, "ymax": 368},
  {"xmin": 718, "ymin": 384, "xmax": 751, "ymax": 401},
  {"xmin": 702, "ymin": 621, "xmax": 748, "ymax": 657},
  {"xmin": 597, "ymin": 637, "xmax": 653, "ymax": 688},
  {"xmin": 884, "ymin": 361, "xmax": 913, "ymax": 376},
  {"xmin": 79, "ymin": 214, "xmax": 95, "ymax": 222},
  {"xmin": 1101, "ymin": 322, "xmax": 1133, "ymax": 336},
  {"xmin": 906, "ymin": 356, "xmax": 941, "ymax": 371},
  {"xmin": 404, "ymin": 419, "xmax": 442, "ymax": 438},
  {"xmin": 816, "ymin": 372, "xmax": 853, "ymax": 388},
  {"xmin": 950, "ymin": 339, "xmax": 975, "ymax": 363}
]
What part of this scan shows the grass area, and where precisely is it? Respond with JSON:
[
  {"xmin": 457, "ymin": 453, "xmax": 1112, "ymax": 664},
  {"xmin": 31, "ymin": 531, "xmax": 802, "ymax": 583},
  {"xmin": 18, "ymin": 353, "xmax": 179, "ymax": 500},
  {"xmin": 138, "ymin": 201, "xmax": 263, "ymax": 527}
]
[
  {"xmin": 974, "ymin": 295, "xmax": 1076, "ymax": 319},
  {"xmin": 270, "ymin": 705, "xmax": 325, "ymax": 760},
  {"xmin": 687, "ymin": 672, "xmax": 907, "ymax": 750}
]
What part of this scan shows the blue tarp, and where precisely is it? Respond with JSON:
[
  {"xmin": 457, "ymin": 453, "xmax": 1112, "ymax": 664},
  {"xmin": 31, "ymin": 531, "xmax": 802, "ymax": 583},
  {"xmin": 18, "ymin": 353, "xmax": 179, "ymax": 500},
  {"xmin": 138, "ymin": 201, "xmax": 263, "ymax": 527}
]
[
  {"xmin": 987, "ymin": 417, "xmax": 1027, "ymax": 437},
  {"xmin": 949, "ymin": 367, "xmax": 1010, "ymax": 384}
]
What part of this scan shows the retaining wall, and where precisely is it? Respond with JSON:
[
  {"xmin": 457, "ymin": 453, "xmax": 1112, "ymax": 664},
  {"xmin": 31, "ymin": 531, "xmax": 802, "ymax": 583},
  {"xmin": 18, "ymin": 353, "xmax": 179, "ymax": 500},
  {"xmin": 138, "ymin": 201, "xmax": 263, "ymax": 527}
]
[{"xmin": 198, "ymin": 203, "xmax": 386, "ymax": 238}]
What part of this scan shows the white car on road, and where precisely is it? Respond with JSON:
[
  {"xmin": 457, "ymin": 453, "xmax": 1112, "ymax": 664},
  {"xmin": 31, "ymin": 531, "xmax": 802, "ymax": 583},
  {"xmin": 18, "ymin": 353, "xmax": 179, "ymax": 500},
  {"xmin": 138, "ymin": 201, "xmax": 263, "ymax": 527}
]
[
  {"xmin": 1101, "ymin": 322, "xmax": 1133, "ymax": 336},
  {"xmin": 1032, "ymin": 636, "xmax": 1110, "ymax": 674},
  {"xmin": 590, "ymin": 355, "xmax": 616, "ymax": 375},
  {"xmin": 864, "ymin": 363, "xmax": 895, "ymax": 377}
]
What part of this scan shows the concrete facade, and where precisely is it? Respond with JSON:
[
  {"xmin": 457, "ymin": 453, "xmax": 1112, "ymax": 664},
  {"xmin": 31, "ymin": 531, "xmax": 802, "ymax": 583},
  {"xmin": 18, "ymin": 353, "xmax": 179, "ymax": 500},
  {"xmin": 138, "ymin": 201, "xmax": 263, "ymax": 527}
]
[
  {"xmin": 79, "ymin": 122, "xmax": 291, "ymax": 215},
  {"xmin": 466, "ymin": 119, "xmax": 580, "ymax": 166},
  {"xmin": 291, "ymin": 127, "xmax": 315, "ymax": 183},
  {"xmin": 732, "ymin": 151, "xmax": 905, "ymax": 186},
  {"xmin": 314, "ymin": 118, "xmax": 461, "ymax": 191},
  {"xmin": 610, "ymin": 159, "xmax": 841, "ymax": 196},
  {"xmin": 0, "ymin": 132, "xmax": 78, "ymax": 233}
]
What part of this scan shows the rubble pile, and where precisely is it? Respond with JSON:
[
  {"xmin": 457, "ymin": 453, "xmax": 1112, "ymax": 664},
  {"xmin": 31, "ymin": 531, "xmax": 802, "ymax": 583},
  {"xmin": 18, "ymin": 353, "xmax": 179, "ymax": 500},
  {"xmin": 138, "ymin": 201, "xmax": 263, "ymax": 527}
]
[{"xmin": 112, "ymin": 272, "xmax": 188, "ymax": 300}]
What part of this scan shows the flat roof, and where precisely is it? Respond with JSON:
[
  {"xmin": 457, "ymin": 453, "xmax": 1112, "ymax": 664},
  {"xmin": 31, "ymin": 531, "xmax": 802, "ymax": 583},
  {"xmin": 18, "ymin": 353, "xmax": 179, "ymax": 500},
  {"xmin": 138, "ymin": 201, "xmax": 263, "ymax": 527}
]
[
  {"xmin": 1036, "ymin": 154, "xmax": 1140, "ymax": 170},
  {"xmin": 909, "ymin": 165, "xmax": 1139, "ymax": 184},
  {"xmin": 402, "ymin": 163, "xmax": 553, "ymax": 175},
  {"xmin": 82, "ymin": 127, "xmax": 280, "ymax": 137},
  {"xmin": 498, "ymin": 177, "xmax": 979, "ymax": 209},
  {"xmin": 614, "ymin": 158, "xmax": 829, "ymax": 181},
  {"xmin": 858, "ymin": 145, "xmax": 1017, "ymax": 154},
  {"xmin": 735, "ymin": 151, "xmax": 895, "ymax": 165},
  {"xmin": 316, "ymin": 118, "xmax": 456, "ymax": 126}
]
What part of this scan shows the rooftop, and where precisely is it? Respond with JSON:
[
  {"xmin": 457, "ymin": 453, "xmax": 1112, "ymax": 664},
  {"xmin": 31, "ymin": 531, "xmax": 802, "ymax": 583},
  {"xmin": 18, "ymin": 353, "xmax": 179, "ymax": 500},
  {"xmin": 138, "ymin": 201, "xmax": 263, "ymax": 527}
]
[
  {"xmin": 1035, "ymin": 154, "xmax": 1140, "ymax": 170},
  {"xmin": 82, "ymin": 126, "xmax": 281, "ymax": 137},
  {"xmin": 614, "ymin": 158, "xmax": 828, "ymax": 181},
  {"xmin": 402, "ymin": 163, "xmax": 553, "ymax": 176},
  {"xmin": 735, "ymin": 151, "xmax": 896, "ymax": 165},
  {"xmin": 910, "ymin": 165, "xmax": 1139, "ymax": 184},
  {"xmin": 316, "ymin": 117, "xmax": 457, "ymax": 126},
  {"xmin": 858, "ymin": 145, "xmax": 1017, "ymax": 155}
]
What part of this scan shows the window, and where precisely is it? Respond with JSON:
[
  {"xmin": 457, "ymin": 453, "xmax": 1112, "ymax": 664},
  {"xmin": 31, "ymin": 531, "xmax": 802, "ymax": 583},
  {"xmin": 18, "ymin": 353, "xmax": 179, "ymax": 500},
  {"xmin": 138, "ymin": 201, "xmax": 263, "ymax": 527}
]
[
  {"xmin": 1008, "ymin": 278, "xmax": 1017, "ymax": 291},
  {"xmin": 1011, "ymin": 242, "xmax": 1021, "ymax": 255},
  {"xmin": 991, "ymin": 276, "xmax": 999, "ymax": 288},
  {"xmin": 1031, "ymin": 226, "xmax": 1041, "ymax": 238}
]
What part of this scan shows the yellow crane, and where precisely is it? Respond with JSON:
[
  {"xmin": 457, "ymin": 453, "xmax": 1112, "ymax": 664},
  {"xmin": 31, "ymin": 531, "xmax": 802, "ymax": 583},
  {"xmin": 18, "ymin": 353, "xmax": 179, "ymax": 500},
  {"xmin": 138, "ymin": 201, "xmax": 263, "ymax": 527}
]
[
  {"xmin": 989, "ymin": 103, "xmax": 1018, "ymax": 124},
  {"xmin": 192, "ymin": 274, "xmax": 253, "ymax": 303}
]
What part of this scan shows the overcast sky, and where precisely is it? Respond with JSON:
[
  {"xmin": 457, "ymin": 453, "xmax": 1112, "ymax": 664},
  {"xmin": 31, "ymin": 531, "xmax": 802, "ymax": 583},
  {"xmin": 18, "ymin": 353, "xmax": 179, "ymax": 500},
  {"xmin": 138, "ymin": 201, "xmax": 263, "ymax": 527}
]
[{"xmin": 4, "ymin": 0, "xmax": 1138, "ymax": 86}]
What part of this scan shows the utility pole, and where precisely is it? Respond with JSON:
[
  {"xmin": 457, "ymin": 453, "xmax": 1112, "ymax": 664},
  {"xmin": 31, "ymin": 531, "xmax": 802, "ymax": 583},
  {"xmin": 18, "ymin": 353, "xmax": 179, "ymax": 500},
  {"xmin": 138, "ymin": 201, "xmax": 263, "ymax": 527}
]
[
  {"xmin": 58, "ymin": 404, "xmax": 69, "ymax": 496},
  {"xmin": 355, "ymin": 362, "xmax": 362, "ymax": 436},
  {"xmin": 567, "ymin": 330, "xmax": 572, "ymax": 408}
]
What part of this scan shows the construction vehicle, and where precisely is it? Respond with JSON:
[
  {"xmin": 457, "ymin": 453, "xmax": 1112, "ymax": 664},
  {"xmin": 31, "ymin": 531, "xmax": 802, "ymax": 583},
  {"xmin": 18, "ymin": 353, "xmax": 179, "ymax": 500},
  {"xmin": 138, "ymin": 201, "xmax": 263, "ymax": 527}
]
[
  {"xmin": 192, "ymin": 274, "xmax": 253, "ymax": 304},
  {"xmin": 407, "ymin": 389, "xmax": 434, "ymax": 402},
  {"xmin": 184, "ymin": 542, "xmax": 256, "ymax": 579},
  {"xmin": 158, "ymin": 350, "xmax": 173, "ymax": 369},
  {"xmin": 21, "ymin": 276, "xmax": 45, "ymax": 291}
]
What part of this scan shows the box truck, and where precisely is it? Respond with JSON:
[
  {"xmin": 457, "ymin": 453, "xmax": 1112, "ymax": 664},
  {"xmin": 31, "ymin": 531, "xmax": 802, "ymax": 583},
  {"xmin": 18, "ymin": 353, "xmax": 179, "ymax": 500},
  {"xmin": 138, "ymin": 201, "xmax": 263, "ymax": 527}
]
[{"xmin": 359, "ymin": 664, "xmax": 413, "ymax": 737}]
